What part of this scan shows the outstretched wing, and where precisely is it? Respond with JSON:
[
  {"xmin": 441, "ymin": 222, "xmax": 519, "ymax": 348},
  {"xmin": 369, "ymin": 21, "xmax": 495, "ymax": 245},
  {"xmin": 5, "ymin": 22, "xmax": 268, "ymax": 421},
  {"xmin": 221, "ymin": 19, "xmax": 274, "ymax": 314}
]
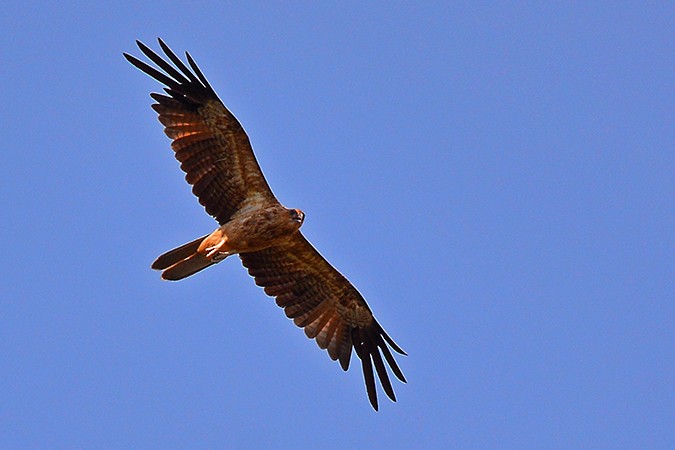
[
  {"xmin": 124, "ymin": 39, "xmax": 276, "ymax": 225},
  {"xmin": 239, "ymin": 233, "xmax": 407, "ymax": 410}
]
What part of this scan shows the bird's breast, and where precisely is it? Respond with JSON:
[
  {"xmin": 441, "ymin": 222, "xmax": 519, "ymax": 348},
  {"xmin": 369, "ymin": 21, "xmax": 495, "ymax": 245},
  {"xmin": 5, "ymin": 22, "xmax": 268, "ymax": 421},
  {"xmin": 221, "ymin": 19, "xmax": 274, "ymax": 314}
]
[{"xmin": 222, "ymin": 206, "xmax": 299, "ymax": 253}]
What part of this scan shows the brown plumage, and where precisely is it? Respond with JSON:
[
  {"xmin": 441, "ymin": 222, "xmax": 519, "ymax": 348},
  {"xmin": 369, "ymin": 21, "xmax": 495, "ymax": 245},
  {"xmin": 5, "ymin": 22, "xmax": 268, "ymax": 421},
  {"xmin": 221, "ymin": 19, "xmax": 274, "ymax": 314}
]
[{"xmin": 124, "ymin": 39, "xmax": 406, "ymax": 410}]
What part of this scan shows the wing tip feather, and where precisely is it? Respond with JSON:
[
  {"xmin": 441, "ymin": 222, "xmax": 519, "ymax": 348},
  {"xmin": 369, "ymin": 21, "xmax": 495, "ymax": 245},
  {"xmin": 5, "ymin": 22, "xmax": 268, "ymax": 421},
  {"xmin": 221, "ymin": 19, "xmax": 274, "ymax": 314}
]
[
  {"xmin": 351, "ymin": 321, "xmax": 407, "ymax": 410},
  {"xmin": 125, "ymin": 39, "xmax": 218, "ymax": 107}
]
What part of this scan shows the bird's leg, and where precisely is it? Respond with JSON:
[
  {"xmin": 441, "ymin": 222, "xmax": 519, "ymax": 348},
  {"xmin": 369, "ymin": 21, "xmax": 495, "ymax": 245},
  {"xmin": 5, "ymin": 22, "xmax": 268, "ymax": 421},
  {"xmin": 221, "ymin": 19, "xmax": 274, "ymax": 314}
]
[{"xmin": 198, "ymin": 228, "xmax": 231, "ymax": 260}]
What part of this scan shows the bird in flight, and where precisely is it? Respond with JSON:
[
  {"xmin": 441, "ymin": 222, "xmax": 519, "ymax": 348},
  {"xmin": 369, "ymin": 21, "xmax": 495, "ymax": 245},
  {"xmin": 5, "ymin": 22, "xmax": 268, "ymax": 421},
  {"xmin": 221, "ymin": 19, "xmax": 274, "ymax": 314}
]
[{"xmin": 124, "ymin": 39, "xmax": 406, "ymax": 410}]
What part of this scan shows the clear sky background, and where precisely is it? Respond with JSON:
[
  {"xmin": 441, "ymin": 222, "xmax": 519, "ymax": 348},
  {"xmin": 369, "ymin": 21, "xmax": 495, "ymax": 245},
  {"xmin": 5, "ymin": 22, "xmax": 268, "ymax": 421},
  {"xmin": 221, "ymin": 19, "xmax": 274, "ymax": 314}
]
[{"xmin": 1, "ymin": 2, "xmax": 673, "ymax": 449}]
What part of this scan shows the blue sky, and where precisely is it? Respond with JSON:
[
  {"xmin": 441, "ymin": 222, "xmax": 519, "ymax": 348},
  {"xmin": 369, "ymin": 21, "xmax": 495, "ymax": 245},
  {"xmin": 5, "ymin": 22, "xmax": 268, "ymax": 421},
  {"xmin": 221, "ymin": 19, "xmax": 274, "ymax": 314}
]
[{"xmin": 1, "ymin": 2, "xmax": 673, "ymax": 448}]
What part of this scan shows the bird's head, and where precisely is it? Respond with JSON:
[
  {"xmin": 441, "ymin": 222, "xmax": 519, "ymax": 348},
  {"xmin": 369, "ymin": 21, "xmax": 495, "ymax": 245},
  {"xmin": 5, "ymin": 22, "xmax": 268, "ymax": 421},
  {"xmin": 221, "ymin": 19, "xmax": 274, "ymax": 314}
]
[{"xmin": 288, "ymin": 208, "xmax": 305, "ymax": 226}]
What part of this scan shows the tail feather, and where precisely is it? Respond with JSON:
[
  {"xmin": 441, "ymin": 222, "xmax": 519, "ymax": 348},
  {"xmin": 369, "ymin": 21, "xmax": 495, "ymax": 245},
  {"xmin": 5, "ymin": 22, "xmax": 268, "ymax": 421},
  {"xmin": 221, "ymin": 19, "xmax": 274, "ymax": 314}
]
[
  {"xmin": 161, "ymin": 253, "xmax": 217, "ymax": 280},
  {"xmin": 152, "ymin": 235, "xmax": 208, "ymax": 270},
  {"xmin": 152, "ymin": 234, "xmax": 222, "ymax": 281}
]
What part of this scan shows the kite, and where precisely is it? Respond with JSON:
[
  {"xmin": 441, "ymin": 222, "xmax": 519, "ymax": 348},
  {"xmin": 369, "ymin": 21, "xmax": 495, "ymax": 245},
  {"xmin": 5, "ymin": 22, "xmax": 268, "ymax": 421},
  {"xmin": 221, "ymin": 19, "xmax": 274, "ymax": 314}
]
[{"xmin": 124, "ymin": 39, "xmax": 406, "ymax": 410}]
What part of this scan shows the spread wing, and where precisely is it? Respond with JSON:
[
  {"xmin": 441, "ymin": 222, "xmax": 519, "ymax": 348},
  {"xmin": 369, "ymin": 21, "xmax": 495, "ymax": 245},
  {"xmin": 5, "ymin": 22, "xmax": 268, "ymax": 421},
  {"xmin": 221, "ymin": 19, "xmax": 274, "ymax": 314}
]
[
  {"xmin": 239, "ymin": 233, "xmax": 407, "ymax": 410},
  {"xmin": 124, "ymin": 39, "xmax": 276, "ymax": 224}
]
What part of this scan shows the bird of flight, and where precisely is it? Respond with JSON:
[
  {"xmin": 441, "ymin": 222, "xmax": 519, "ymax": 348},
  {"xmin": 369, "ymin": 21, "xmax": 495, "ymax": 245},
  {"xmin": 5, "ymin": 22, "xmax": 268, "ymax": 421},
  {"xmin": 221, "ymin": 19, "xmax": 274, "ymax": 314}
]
[{"xmin": 124, "ymin": 39, "xmax": 406, "ymax": 410}]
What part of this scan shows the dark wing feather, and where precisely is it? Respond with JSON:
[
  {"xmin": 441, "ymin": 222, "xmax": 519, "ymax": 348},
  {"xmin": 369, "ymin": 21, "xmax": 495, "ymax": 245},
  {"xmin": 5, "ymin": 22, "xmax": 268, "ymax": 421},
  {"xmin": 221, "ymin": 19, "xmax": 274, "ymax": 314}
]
[
  {"xmin": 239, "ymin": 232, "xmax": 406, "ymax": 411},
  {"xmin": 124, "ymin": 39, "xmax": 276, "ymax": 224}
]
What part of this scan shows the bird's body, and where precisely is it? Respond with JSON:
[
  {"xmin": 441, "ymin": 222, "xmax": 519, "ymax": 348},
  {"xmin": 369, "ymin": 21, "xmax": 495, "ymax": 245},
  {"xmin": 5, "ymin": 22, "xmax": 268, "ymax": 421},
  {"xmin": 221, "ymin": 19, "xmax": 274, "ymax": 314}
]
[
  {"xmin": 125, "ymin": 39, "xmax": 406, "ymax": 410},
  {"xmin": 199, "ymin": 204, "xmax": 305, "ymax": 258},
  {"xmin": 155, "ymin": 204, "xmax": 305, "ymax": 280}
]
